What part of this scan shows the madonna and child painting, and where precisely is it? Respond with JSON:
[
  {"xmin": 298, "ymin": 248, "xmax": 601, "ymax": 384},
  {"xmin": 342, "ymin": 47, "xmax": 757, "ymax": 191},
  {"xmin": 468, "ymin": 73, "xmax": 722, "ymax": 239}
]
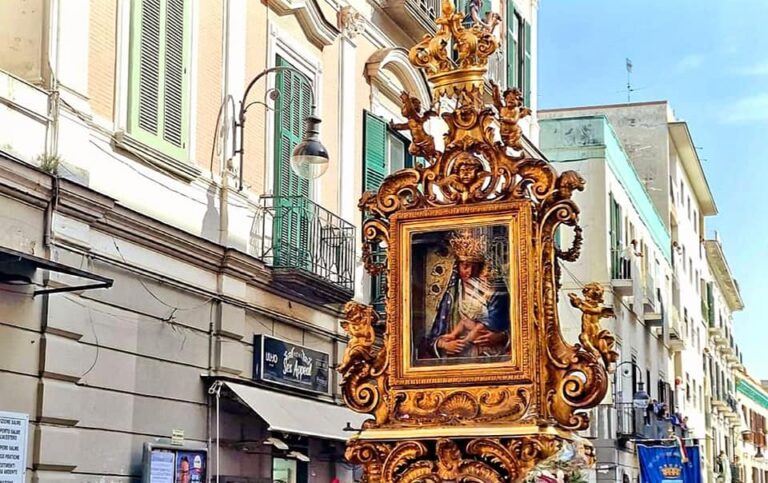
[{"xmin": 409, "ymin": 225, "xmax": 513, "ymax": 367}]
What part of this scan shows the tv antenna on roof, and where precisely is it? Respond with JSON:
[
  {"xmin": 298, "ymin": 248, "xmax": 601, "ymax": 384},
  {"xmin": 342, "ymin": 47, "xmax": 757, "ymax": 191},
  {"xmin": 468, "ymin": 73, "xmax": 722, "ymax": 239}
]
[{"xmin": 626, "ymin": 58, "xmax": 633, "ymax": 102}]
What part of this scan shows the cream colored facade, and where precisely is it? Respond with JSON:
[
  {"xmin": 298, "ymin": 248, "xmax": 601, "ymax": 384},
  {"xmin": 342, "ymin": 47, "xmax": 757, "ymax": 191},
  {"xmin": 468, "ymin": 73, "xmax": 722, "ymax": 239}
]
[
  {"xmin": 540, "ymin": 113, "xmax": 674, "ymax": 483},
  {"xmin": 540, "ymin": 101, "xmax": 750, "ymax": 483},
  {"xmin": 0, "ymin": 0, "xmax": 539, "ymax": 481}
]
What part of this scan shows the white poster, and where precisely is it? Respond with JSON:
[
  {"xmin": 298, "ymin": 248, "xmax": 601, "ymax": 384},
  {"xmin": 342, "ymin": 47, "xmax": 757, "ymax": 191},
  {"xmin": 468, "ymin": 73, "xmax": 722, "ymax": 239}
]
[
  {"xmin": 149, "ymin": 449, "xmax": 175, "ymax": 483},
  {"xmin": 0, "ymin": 411, "xmax": 28, "ymax": 483}
]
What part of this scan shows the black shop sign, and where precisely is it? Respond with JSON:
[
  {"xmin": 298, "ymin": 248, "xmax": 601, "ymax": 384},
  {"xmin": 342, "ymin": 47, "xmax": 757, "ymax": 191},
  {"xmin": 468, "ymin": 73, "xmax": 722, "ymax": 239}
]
[{"xmin": 253, "ymin": 335, "xmax": 330, "ymax": 394}]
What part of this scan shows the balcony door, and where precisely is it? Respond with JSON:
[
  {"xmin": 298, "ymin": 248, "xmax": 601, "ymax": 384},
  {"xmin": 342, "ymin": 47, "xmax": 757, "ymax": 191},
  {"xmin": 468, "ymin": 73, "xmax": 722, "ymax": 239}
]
[{"xmin": 273, "ymin": 55, "xmax": 312, "ymax": 269}]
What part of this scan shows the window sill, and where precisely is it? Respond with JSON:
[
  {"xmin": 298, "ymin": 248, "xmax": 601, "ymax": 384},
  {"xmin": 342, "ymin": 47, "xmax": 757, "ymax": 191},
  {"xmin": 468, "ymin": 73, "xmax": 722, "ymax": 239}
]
[{"xmin": 113, "ymin": 131, "xmax": 201, "ymax": 182}]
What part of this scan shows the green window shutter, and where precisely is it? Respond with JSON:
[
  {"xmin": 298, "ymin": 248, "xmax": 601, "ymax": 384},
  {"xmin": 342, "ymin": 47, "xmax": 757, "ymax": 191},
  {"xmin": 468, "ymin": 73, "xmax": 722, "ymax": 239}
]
[
  {"xmin": 128, "ymin": 0, "xmax": 190, "ymax": 159},
  {"xmin": 274, "ymin": 56, "xmax": 310, "ymax": 198},
  {"xmin": 363, "ymin": 111, "xmax": 387, "ymax": 193},
  {"xmin": 273, "ymin": 56, "xmax": 312, "ymax": 268},
  {"xmin": 480, "ymin": 0, "xmax": 492, "ymax": 23},
  {"xmin": 523, "ymin": 19, "xmax": 532, "ymax": 106},
  {"xmin": 706, "ymin": 282, "xmax": 715, "ymax": 327},
  {"xmin": 609, "ymin": 193, "xmax": 623, "ymax": 278},
  {"xmin": 363, "ymin": 110, "xmax": 388, "ymax": 314},
  {"xmin": 505, "ymin": 1, "xmax": 517, "ymax": 88}
]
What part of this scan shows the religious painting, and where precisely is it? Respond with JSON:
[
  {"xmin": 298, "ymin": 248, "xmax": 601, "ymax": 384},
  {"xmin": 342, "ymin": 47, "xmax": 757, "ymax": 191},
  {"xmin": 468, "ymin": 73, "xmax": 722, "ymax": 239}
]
[
  {"xmin": 390, "ymin": 203, "xmax": 532, "ymax": 387},
  {"xmin": 406, "ymin": 223, "xmax": 514, "ymax": 368}
]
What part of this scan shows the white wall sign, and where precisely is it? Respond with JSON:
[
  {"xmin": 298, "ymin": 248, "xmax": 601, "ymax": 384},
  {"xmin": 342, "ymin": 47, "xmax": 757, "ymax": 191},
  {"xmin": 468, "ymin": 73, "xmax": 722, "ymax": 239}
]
[{"xmin": 0, "ymin": 411, "xmax": 29, "ymax": 483}]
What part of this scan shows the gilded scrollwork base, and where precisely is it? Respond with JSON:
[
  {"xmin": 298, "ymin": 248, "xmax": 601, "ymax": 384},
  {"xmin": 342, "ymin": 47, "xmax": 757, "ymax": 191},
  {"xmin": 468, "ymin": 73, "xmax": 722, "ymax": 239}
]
[
  {"xmin": 391, "ymin": 386, "xmax": 532, "ymax": 427},
  {"xmin": 346, "ymin": 435, "xmax": 590, "ymax": 483}
]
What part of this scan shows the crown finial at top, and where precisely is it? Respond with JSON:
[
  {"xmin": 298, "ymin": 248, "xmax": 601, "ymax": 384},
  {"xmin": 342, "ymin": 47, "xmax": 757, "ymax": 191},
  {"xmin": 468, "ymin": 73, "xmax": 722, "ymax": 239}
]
[{"xmin": 408, "ymin": 0, "xmax": 500, "ymax": 100}]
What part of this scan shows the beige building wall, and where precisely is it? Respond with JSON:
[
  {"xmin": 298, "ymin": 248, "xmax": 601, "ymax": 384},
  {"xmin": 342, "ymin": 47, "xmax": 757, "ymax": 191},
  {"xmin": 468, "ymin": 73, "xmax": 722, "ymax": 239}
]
[{"xmin": 0, "ymin": 0, "xmax": 540, "ymax": 480}]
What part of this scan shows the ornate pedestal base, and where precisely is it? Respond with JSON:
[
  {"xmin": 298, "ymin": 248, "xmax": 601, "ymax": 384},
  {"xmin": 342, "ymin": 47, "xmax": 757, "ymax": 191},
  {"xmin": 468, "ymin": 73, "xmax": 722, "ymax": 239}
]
[{"xmin": 346, "ymin": 434, "xmax": 594, "ymax": 483}]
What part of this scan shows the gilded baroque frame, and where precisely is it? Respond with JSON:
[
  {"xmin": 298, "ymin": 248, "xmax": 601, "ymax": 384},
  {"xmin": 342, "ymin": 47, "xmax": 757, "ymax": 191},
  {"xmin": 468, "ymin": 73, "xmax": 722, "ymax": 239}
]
[{"xmin": 388, "ymin": 202, "xmax": 534, "ymax": 387}]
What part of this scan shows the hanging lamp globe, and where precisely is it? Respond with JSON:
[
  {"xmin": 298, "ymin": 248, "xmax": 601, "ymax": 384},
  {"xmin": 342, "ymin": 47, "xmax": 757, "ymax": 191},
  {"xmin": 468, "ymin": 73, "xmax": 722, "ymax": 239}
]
[{"xmin": 290, "ymin": 114, "xmax": 329, "ymax": 180}]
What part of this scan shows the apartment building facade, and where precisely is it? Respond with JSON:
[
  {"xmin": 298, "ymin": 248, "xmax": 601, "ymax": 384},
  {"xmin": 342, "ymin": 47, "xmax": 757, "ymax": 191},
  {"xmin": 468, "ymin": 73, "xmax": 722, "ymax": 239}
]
[
  {"xmin": 737, "ymin": 373, "xmax": 768, "ymax": 483},
  {"xmin": 703, "ymin": 234, "xmax": 745, "ymax": 482},
  {"xmin": 540, "ymin": 114, "xmax": 673, "ymax": 483},
  {"xmin": 540, "ymin": 101, "xmax": 741, "ymax": 482},
  {"xmin": 0, "ymin": 0, "xmax": 539, "ymax": 481}
]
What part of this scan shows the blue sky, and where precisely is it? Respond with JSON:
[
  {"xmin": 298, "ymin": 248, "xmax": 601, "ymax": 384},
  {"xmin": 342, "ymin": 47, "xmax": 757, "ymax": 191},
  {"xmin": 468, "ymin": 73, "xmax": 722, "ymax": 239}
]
[{"xmin": 538, "ymin": 0, "xmax": 768, "ymax": 378}]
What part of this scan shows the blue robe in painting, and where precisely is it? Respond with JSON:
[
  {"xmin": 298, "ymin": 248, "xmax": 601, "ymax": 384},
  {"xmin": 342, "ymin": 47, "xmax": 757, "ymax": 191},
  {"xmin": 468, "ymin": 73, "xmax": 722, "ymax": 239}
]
[{"xmin": 425, "ymin": 267, "xmax": 511, "ymax": 358}]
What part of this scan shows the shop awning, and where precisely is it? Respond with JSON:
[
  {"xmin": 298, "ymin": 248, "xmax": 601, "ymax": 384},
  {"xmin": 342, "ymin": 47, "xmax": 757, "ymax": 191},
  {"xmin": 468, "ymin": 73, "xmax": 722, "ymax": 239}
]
[{"xmin": 224, "ymin": 382, "xmax": 368, "ymax": 441}]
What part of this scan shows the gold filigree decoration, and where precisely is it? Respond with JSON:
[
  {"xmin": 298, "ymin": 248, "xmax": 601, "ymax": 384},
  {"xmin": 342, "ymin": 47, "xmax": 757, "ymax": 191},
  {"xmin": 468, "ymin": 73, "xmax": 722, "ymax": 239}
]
[
  {"xmin": 340, "ymin": 0, "xmax": 616, "ymax": 473},
  {"xmin": 569, "ymin": 283, "xmax": 619, "ymax": 369},
  {"xmin": 391, "ymin": 387, "xmax": 532, "ymax": 426},
  {"xmin": 409, "ymin": 0, "xmax": 500, "ymax": 99},
  {"xmin": 338, "ymin": 302, "xmax": 390, "ymax": 427},
  {"xmin": 346, "ymin": 436, "xmax": 567, "ymax": 483}
]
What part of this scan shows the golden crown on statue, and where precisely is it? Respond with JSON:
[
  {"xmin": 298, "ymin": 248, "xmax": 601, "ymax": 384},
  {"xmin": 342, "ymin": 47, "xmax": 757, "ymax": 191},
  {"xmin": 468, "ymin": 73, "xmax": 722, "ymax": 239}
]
[
  {"xmin": 449, "ymin": 229, "xmax": 487, "ymax": 263},
  {"xmin": 408, "ymin": 0, "xmax": 500, "ymax": 99}
]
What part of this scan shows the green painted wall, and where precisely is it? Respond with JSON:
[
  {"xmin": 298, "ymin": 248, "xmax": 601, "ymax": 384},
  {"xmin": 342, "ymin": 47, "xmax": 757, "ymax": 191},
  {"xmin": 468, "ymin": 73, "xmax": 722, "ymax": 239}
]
[{"xmin": 738, "ymin": 378, "xmax": 768, "ymax": 411}]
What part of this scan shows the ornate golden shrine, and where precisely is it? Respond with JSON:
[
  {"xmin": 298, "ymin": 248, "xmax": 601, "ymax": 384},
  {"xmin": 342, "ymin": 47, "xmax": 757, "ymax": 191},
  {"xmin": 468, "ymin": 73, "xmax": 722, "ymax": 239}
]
[{"xmin": 338, "ymin": 1, "xmax": 617, "ymax": 480}]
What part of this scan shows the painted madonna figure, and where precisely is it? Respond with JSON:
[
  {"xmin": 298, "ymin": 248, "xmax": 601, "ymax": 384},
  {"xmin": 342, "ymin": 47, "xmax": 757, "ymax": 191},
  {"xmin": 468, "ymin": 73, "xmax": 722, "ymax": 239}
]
[{"xmin": 421, "ymin": 228, "xmax": 511, "ymax": 361}]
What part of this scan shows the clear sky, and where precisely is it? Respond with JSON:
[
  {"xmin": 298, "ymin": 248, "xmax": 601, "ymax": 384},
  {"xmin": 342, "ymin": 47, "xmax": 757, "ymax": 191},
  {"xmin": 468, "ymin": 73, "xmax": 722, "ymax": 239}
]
[{"xmin": 538, "ymin": 0, "xmax": 768, "ymax": 378}]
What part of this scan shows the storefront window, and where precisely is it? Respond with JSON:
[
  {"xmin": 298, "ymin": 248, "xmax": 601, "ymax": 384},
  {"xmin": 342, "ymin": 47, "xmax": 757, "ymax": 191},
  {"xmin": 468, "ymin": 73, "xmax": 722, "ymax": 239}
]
[{"xmin": 273, "ymin": 457, "xmax": 308, "ymax": 483}]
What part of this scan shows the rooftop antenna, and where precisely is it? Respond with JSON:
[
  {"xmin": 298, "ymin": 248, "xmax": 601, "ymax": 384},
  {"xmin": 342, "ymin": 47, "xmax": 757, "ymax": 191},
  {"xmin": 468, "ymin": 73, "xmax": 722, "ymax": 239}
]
[{"xmin": 626, "ymin": 58, "xmax": 633, "ymax": 102}]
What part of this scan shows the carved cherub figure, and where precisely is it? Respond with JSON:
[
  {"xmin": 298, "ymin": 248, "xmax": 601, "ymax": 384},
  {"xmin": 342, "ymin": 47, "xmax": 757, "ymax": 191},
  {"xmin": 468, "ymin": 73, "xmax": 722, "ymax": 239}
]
[
  {"xmin": 437, "ymin": 152, "xmax": 489, "ymax": 202},
  {"xmin": 338, "ymin": 301, "xmax": 378, "ymax": 373},
  {"xmin": 568, "ymin": 283, "xmax": 618, "ymax": 369},
  {"xmin": 389, "ymin": 92, "xmax": 437, "ymax": 158},
  {"xmin": 491, "ymin": 81, "xmax": 531, "ymax": 151}
]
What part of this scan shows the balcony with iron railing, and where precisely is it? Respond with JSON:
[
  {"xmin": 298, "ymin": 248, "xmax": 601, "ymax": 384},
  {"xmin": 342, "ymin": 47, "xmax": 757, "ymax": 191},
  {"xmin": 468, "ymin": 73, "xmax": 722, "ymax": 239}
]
[
  {"xmin": 256, "ymin": 195, "xmax": 355, "ymax": 304},
  {"xmin": 610, "ymin": 248, "xmax": 633, "ymax": 296},
  {"xmin": 669, "ymin": 306, "xmax": 686, "ymax": 351},
  {"xmin": 616, "ymin": 404, "xmax": 686, "ymax": 442},
  {"xmin": 380, "ymin": 0, "xmax": 441, "ymax": 40}
]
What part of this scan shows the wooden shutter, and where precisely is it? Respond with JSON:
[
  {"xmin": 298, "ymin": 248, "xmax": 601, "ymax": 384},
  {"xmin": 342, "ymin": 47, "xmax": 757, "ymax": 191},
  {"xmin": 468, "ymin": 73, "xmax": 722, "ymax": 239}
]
[
  {"xmin": 273, "ymin": 57, "xmax": 312, "ymax": 267},
  {"xmin": 479, "ymin": 0, "xmax": 492, "ymax": 24},
  {"xmin": 129, "ymin": 0, "xmax": 190, "ymax": 158},
  {"xmin": 523, "ymin": 19, "xmax": 532, "ymax": 106},
  {"xmin": 363, "ymin": 111, "xmax": 387, "ymax": 192},
  {"xmin": 505, "ymin": 1, "xmax": 516, "ymax": 88},
  {"xmin": 363, "ymin": 111, "xmax": 388, "ymax": 313},
  {"xmin": 609, "ymin": 193, "xmax": 623, "ymax": 278}
]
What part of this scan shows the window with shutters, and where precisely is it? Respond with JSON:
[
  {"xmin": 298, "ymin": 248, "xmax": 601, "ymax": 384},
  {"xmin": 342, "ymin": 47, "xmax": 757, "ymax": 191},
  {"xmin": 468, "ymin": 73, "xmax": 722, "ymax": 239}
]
[
  {"xmin": 505, "ymin": 3, "xmax": 532, "ymax": 105},
  {"xmin": 609, "ymin": 193, "xmax": 624, "ymax": 279},
  {"xmin": 272, "ymin": 56, "xmax": 313, "ymax": 269},
  {"xmin": 128, "ymin": 0, "xmax": 191, "ymax": 159},
  {"xmin": 363, "ymin": 110, "xmax": 414, "ymax": 317}
]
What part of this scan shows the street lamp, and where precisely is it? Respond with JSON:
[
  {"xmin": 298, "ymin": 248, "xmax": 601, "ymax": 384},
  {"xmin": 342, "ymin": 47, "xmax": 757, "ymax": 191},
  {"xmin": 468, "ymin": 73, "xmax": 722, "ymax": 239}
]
[
  {"xmin": 613, "ymin": 360, "xmax": 650, "ymax": 408},
  {"xmin": 234, "ymin": 66, "xmax": 330, "ymax": 190}
]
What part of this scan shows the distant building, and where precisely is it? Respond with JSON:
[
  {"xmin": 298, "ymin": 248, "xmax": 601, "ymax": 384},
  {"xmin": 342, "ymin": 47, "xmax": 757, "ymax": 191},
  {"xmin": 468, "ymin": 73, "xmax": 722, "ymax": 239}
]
[
  {"xmin": 540, "ymin": 114, "xmax": 673, "ymax": 483},
  {"xmin": 541, "ymin": 100, "xmax": 742, "ymax": 483},
  {"xmin": 736, "ymin": 371, "xmax": 768, "ymax": 483}
]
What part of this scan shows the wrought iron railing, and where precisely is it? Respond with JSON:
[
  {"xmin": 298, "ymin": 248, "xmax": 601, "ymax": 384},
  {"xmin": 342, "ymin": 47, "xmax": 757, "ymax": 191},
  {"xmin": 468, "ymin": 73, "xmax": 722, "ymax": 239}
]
[
  {"xmin": 257, "ymin": 195, "xmax": 355, "ymax": 293},
  {"xmin": 410, "ymin": 0, "xmax": 441, "ymax": 26},
  {"xmin": 610, "ymin": 248, "xmax": 632, "ymax": 280},
  {"xmin": 616, "ymin": 404, "xmax": 684, "ymax": 440}
]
